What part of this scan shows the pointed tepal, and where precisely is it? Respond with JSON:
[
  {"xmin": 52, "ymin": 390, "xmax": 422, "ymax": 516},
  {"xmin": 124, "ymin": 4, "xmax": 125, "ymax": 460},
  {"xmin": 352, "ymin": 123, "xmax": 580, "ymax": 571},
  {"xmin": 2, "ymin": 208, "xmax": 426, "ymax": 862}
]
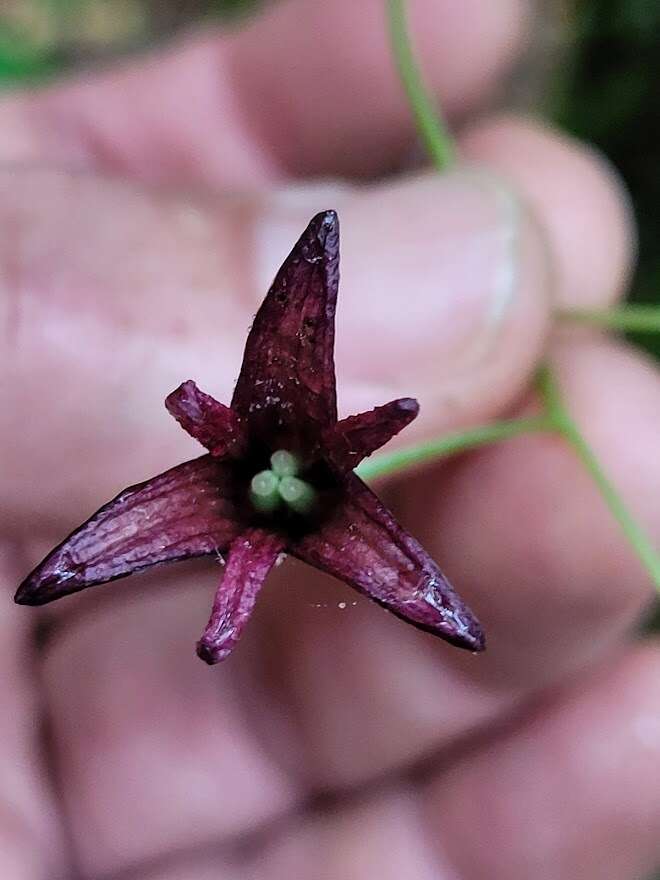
[{"xmin": 232, "ymin": 209, "xmax": 340, "ymax": 441}]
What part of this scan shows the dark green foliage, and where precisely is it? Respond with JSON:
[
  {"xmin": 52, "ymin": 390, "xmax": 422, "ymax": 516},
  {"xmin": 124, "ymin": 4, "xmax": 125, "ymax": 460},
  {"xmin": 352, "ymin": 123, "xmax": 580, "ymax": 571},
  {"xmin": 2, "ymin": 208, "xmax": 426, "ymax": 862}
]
[
  {"xmin": 209, "ymin": 0, "xmax": 259, "ymax": 18},
  {"xmin": 0, "ymin": 16, "xmax": 61, "ymax": 84},
  {"xmin": 0, "ymin": 1, "xmax": 260, "ymax": 86},
  {"xmin": 556, "ymin": 0, "xmax": 660, "ymax": 354}
]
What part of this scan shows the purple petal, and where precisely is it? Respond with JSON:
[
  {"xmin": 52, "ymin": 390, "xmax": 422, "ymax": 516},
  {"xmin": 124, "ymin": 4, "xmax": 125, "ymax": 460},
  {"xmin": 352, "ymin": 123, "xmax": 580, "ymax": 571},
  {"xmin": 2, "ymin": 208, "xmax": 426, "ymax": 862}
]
[
  {"xmin": 290, "ymin": 473, "xmax": 485, "ymax": 651},
  {"xmin": 323, "ymin": 398, "xmax": 419, "ymax": 472},
  {"xmin": 196, "ymin": 528, "xmax": 284, "ymax": 664},
  {"xmin": 165, "ymin": 380, "xmax": 245, "ymax": 457},
  {"xmin": 15, "ymin": 456, "xmax": 243, "ymax": 606},
  {"xmin": 231, "ymin": 211, "xmax": 339, "ymax": 442}
]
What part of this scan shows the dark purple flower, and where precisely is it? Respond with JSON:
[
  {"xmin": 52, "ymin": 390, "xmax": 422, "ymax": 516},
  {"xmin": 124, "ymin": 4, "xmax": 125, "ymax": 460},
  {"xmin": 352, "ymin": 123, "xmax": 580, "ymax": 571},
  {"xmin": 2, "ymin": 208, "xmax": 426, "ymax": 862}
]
[{"xmin": 15, "ymin": 212, "xmax": 485, "ymax": 663}]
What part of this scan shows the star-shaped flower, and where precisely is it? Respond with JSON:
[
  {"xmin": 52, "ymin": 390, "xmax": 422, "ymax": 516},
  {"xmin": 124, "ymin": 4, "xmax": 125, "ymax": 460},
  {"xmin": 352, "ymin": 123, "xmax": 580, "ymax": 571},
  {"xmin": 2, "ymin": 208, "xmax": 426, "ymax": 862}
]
[{"xmin": 15, "ymin": 212, "xmax": 485, "ymax": 663}]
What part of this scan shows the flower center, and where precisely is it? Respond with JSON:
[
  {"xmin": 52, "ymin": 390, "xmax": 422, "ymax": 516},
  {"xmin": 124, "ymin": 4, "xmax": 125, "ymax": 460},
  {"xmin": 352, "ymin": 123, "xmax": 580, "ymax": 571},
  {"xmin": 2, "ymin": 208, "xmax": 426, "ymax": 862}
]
[{"xmin": 249, "ymin": 450, "xmax": 316, "ymax": 515}]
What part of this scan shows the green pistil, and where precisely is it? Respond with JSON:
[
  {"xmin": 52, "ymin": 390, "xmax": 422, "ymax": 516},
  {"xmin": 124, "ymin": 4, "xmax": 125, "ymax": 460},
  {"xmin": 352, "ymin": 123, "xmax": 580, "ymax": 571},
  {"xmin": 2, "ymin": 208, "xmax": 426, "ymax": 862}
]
[
  {"xmin": 249, "ymin": 451, "xmax": 316, "ymax": 515},
  {"xmin": 250, "ymin": 470, "xmax": 281, "ymax": 513},
  {"xmin": 278, "ymin": 475, "xmax": 316, "ymax": 515},
  {"xmin": 270, "ymin": 449, "xmax": 299, "ymax": 477}
]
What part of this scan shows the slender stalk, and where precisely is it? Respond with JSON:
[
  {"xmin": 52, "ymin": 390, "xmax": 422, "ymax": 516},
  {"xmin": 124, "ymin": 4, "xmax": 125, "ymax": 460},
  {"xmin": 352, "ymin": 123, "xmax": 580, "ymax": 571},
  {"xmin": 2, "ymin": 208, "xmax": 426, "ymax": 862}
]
[
  {"xmin": 536, "ymin": 367, "xmax": 660, "ymax": 590},
  {"xmin": 357, "ymin": 416, "xmax": 551, "ymax": 480},
  {"xmin": 564, "ymin": 425, "xmax": 660, "ymax": 586},
  {"xmin": 386, "ymin": 0, "xmax": 456, "ymax": 171},
  {"xmin": 561, "ymin": 305, "xmax": 660, "ymax": 333}
]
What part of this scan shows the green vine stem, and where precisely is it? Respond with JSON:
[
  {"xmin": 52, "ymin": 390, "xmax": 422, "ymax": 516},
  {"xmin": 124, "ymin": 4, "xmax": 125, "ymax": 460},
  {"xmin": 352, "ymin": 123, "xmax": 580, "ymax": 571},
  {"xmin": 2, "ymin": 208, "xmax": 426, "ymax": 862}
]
[
  {"xmin": 560, "ymin": 305, "xmax": 660, "ymax": 333},
  {"xmin": 377, "ymin": 0, "xmax": 660, "ymax": 591},
  {"xmin": 387, "ymin": 0, "xmax": 456, "ymax": 171},
  {"xmin": 356, "ymin": 416, "xmax": 550, "ymax": 481},
  {"xmin": 536, "ymin": 367, "xmax": 660, "ymax": 588}
]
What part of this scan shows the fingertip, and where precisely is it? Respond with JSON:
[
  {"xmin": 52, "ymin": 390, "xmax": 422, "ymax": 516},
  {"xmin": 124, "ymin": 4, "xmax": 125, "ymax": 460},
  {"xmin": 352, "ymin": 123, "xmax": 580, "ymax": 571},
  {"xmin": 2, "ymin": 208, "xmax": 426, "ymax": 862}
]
[
  {"xmin": 410, "ymin": 0, "xmax": 531, "ymax": 113},
  {"xmin": 460, "ymin": 115, "xmax": 636, "ymax": 309},
  {"xmin": 339, "ymin": 171, "xmax": 551, "ymax": 424},
  {"xmin": 229, "ymin": 0, "xmax": 532, "ymax": 178},
  {"xmin": 426, "ymin": 642, "xmax": 660, "ymax": 880}
]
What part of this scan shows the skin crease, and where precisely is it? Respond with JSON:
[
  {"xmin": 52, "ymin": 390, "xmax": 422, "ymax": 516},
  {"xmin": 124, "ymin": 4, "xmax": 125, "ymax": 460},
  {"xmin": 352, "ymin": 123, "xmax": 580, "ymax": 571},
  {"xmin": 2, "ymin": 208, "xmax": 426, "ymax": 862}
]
[{"xmin": 1, "ymin": 1, "xmax": 659, "ymax": 878}]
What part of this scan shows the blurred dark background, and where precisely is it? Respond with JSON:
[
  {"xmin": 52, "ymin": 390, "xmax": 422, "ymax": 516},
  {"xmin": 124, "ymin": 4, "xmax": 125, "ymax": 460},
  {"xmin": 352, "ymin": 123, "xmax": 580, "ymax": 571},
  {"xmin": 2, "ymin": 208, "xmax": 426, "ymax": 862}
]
[
  {"xmin": 0, "ymin": 0, "xmax": 658, "ymax": 357},
  {"xmin": 552, "ymin": 1, "xmax": 660, "ymax": 358}
]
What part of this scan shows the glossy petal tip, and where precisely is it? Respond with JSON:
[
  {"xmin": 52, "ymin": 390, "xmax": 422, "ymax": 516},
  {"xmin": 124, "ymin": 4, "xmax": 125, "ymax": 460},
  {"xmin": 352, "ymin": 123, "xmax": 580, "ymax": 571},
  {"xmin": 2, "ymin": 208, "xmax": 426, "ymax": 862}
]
[
  {"xmin": 14, "ymin": 570, "xmax": 68, "ymax": 606},
  {"xmin": 309, "ymin": 209, "xmax": 338, "ymax": 239},
  {"xmin": 395, "ymin": 397, "xmax": 420, "ymax": 415},
  {"xmin": 196, "ymin": 637, "xmax": 232, "ymax": 666}
]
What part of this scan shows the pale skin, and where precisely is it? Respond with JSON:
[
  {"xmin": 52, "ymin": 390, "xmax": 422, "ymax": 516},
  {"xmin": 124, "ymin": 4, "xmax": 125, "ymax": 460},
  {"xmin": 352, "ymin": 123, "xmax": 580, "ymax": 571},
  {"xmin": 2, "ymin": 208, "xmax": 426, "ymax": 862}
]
[{"xmin": 1, "ymin": 1, "xmax": 660, "ymax": 878}]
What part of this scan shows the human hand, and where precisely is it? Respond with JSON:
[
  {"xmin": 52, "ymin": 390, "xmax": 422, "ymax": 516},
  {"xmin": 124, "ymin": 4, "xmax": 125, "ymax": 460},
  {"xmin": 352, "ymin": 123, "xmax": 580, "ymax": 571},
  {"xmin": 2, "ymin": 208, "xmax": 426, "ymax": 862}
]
[{"xmin": 1, "ymin": 2, "xmax": 659, "ymax": 878}]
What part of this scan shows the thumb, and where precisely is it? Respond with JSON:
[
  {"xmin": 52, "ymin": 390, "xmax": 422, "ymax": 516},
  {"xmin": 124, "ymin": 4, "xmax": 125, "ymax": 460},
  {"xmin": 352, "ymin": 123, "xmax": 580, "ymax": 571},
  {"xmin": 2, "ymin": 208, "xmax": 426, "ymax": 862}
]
[{"xmin": 1, "ymin": 168, "xmax": 549, "ymax": 529}]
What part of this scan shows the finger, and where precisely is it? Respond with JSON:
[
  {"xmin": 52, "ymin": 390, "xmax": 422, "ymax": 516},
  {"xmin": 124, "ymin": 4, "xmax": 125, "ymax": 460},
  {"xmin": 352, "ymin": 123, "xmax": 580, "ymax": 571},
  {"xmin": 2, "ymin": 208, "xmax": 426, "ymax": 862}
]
[
  {"xmin": 41, "ymin": 567, "xmax": 299, "ymax": 879},
  {"xmin": 460, "ymin": 115, "xmax": 635, "ymax": 308},
  {"xmin": 82, "ymin": 790, "xmax": 444, "ymax": 880},
  {"xmin": 43, "ymin": 557, "xmax": 450, "ymax": 880},
  {"xmin": 1, "ymin": 164, "xmax": 550, "ymax": 529},
  {"xmin": 0, "ymin": 544, "xmax": 68, "ymax": 879},
  {"xmin": 256, "ymin": 792, "xmax": 446, "ymax": 880},
  {"xmin": 425, "ymin": 643, "xmax": 660, "ymax": 880},
  {"xmin": 0, "ymin": 0, "xmax": 529, "ymax": 183}
]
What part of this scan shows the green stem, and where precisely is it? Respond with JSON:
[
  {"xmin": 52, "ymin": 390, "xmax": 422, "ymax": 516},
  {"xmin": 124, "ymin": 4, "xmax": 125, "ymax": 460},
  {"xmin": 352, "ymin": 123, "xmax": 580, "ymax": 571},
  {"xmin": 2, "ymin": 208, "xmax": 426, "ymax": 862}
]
[
  {"xmin": 386, "ymin": 0, "xmax": 456, "ymax": 172},
  {"xmin": 561, "ymin": 305, "xmax": 660, "ymax": 333},
  {"xmin": 357, "ymin": 416, "xmax": 551, "ymax": 480},
  {"xmin": 536, "ymin": 367, "xmax": 660, "ymax": 590}
]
